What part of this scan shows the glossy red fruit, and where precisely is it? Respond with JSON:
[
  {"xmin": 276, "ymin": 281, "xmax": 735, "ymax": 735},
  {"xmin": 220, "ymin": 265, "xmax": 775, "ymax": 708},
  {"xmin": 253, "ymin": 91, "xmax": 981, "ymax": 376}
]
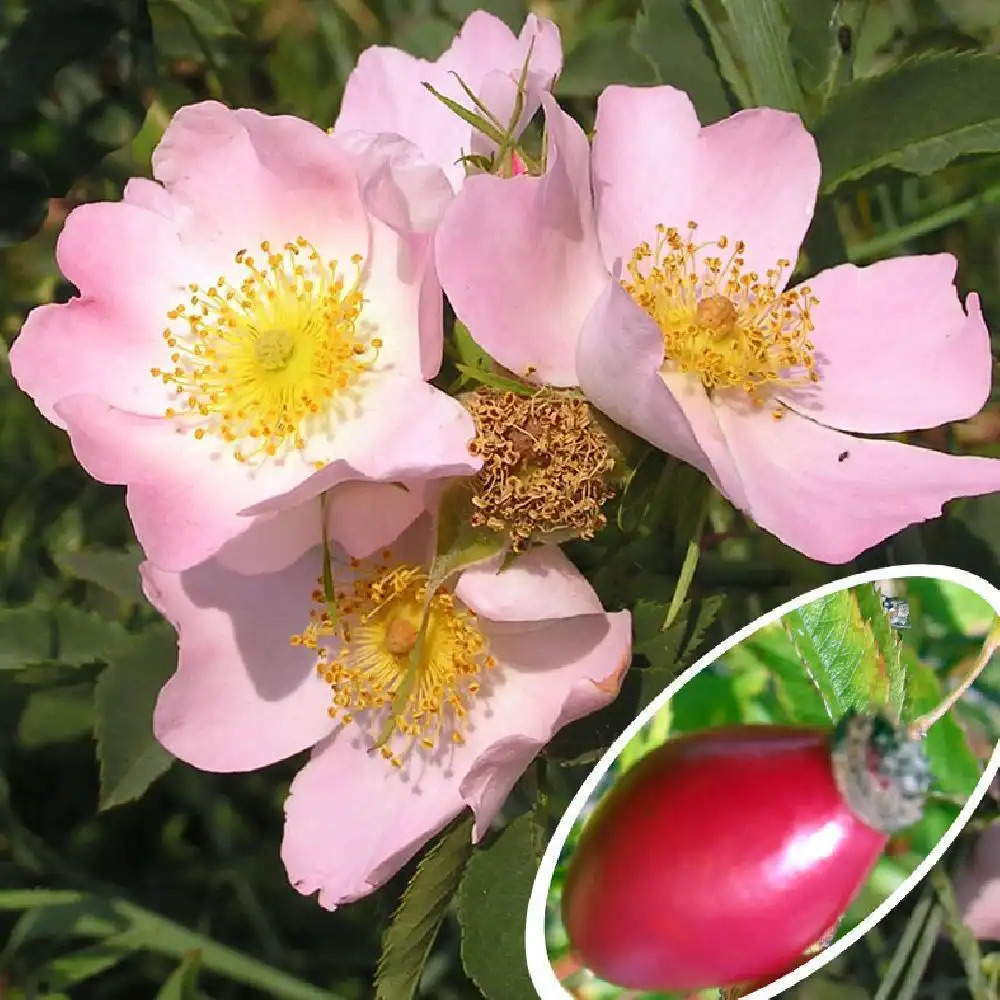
[{"xmin": 561, "ymin": 713, "xmax": 929, "ymax": 992}]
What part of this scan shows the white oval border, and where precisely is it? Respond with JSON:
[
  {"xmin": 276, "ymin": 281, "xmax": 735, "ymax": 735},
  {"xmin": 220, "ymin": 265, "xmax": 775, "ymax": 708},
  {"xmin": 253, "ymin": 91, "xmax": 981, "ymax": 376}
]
[{"xmin": 526, "ymin": 564, "xmax": 1000, "ymax": 1000}]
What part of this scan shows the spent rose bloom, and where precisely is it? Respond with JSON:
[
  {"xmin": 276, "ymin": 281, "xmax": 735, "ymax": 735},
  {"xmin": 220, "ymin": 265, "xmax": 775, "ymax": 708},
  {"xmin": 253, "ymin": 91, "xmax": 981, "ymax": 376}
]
[
  {"xmin": 11, "ymin": 101, "xmax": 479, "ymax": 574},
  {"xmin": 435, "ymin": 85, "xmax": 1000, "ymax": 563},
  {"xmin": 142, "ymin": 522, "xmax": 631, "ymax": 908},
  {"xmin": 335, "ymin": 11, "xmax": 561, "ymax": 191}
]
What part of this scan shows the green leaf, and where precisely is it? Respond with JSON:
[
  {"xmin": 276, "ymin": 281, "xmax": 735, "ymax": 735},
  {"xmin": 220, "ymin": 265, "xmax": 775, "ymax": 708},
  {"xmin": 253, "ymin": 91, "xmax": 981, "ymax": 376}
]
[
  {"xmin": 734, "ymin": 627, "xmax": 831, "ymax": 725},
  {"xmin": 718, "ymin": 0, "xmax": 803, "ymax": 112},
  {"xmin": 783, "ymin": 589, "xmax": 902, "ymax": 718},
  {"xmin": 0, "ymin": 605, "xmax": 55, "ymax": 670},
  {"xmin": 375, "ymin": 814, "xmax": 475, "ymax": 1000},
  {"xmin": 458, "ymin": 811, "xmax": 543, "ymax": 1000},
  {"xmin": 0, "ymin": 603, "xmax": 127, "ymax": 670},
  {"xmin": 150, "ymin": 0, "xmax": 240, "ymax": 38},
  {"xmin": 631, "ymin": 0, "xmax": 731, "ymax": 124},
  {"xmin": 854, "ymin": 584, "xmax": 907, "ymax": 720},
  {"xmin": 633, "ymin": 593, "xmax": 725, "ymax": 681},
  {"xmin": 18, "ymin": 683, "xmax": 94, "ymax": 748},
  {"xmin": 155, "ymin": 950, "xmax": 203, "ymax": 1000},
  {"xmin": 815, "ymin": 52, "xmax": 1000, "ymax": 192},
  {"xmin": 556, "ymin": 21, "xmax": 657, "ymax": 98},
  {"xmin": 25, "ymin": 937, "xmax": 135, "ymax": 992},
  {"xmin": 785, "ymin": 0, "xmax": 843, "ymax": 99},
  {"xmin": 903, "ymin": 648, "xmax": 981, "ymax": 797},
  {"xmin": 94, "ymin": 624, "xmax": 177, "ymax": 809},
  {"xmin": 0, "ymin": 147, "xmax": 49, "ymax": 246},
  {"xmin": 54, "ymin": 546, "xmax": 145, "ymax": 604}
]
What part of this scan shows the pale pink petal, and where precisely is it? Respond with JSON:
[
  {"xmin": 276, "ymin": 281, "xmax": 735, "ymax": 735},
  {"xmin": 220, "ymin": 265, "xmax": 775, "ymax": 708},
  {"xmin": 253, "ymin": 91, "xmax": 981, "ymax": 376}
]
[
  {"xmin": 956, "ymin": 821, "xmax": 1000, "ymax": 940},
  {"xmin": 336, "ymin": 13, "xmax": 561, "ymax": 190},
  {"xmin": 575, "ymin": 278, "xmax": 751, "ymax": 510},
  {"xmin": 334, "ymin": 131, "xmax": 454, "ymax": 234},
  {"xmin": 123, "ymin": 177, "xmax": 175, "ymax": 217},
  {"xmin": 281, "ymin": 730, "xmax": 466, "ymax": 909},
  {"xmin": 152, "ymin": 102, "xmax": 369, "ymax": 269},
  {"xmin": 455, "ymin": 544, "xmax": 604, "ymax": 621},
  {"xmin": 10, "ymin": 297, "xmax": 173, "ymax": 427},
  {"xmin": 55, "ymin": 376, "xmax": 478, "ymax": 572},
  {"xmin": 715, "ymin": 403, "xmax": 1000, "ymax": 563},
  {"xmin": 217, "ymin": 480, "xmax": 434, "ymax": 574},
  {"xmin": 281, "ymin": 596, "xmax": 630, "ymax": 908},
  {"xmin": 592, "ymin": 86, "xmax": 819, "ymax": 283},
  {"xmin": 461, "ymin": 609, "xmax": 632, "ymax": 838},
  {"xmin": 142, "ymin": 553, "xmax": 335, "ymax": 772},
  {"xmin": 778, "ymin": 256, "xmax": 992, "ymax": 433},
  {"xmin": 436, "ymin": 95, "xmax": 606, "ymax": 385}
]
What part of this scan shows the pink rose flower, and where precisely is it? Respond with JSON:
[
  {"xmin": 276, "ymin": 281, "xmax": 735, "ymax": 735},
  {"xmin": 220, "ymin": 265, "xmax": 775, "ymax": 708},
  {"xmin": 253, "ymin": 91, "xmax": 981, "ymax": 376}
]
[
  {"xmin": 436, "ymin": 85, "xmax": 1000, "ymax": 563},
  {"xmin": 11, "ymin": 102, "xmax": 479, "ymax": 573},
  {"xmin": 335, "ymin": 11, "xmax": 562, "ymax": 191},
  {"xmin": 142, "ymin": 524, "xmax": 631, "ymax": 908}
]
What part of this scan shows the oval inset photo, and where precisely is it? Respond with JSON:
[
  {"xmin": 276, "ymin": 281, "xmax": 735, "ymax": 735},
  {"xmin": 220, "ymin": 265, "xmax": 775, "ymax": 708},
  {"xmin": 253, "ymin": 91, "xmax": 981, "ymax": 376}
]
[{"xmin": 527, "ymin": 567, "xmax": 1000, "ymax": 1000}]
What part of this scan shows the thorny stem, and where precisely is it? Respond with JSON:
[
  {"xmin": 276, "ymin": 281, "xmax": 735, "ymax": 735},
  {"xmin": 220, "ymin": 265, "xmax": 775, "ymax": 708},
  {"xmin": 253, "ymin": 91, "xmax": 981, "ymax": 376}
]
[{"xmin": 909, "ymin": 619, "xmax": 1000, "ymax": 740}]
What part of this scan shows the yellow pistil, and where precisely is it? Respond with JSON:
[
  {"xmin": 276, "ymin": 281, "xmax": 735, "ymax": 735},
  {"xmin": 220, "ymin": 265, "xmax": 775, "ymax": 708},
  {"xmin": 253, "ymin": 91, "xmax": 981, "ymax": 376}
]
[
  {"xmin": 289, "ymin": 556, "xmax": 495, "ymax": 767},
  {"xmin": 151, "ymin": 238, "xmax": 382, "ymax": 464},
  {"xmin": 464, "ymin": 387, "xmax": 617, "ymax": 550},
  {"xmin": 623, "ymin": 222, "xmax": 819, "ymax": 417}
]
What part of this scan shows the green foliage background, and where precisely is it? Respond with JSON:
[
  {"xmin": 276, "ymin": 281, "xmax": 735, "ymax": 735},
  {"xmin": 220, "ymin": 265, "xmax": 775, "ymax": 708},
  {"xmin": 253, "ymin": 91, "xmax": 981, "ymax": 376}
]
[{"xmin": 3, "ymin": 0, "xmax": 1000, "ymax": 998}]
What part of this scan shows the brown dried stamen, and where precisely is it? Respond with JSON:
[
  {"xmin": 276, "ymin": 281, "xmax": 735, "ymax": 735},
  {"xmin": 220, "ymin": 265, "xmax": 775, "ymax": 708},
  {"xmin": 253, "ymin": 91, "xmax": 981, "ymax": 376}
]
[{"xmin": 464, "ymin": 387, "xmax": 616, "ymax": 550}]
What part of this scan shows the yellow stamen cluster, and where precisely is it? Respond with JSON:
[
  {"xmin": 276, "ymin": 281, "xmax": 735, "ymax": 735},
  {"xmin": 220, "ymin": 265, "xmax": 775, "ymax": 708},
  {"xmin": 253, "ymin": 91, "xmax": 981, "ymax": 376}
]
[
  {"xmin": 464, "ymin": 387, "xmax": 616, "ymax": 550},
  {"xmin": 289, "ymin": 556, "xmax": 495, "ymax": 767},
  {"xmin": 623, "ymin": 222, "xmax": 819, "ymax": 417},
  {"xmin": 151, "ymin": 238, "xmax": 381, "ymax": 464}
]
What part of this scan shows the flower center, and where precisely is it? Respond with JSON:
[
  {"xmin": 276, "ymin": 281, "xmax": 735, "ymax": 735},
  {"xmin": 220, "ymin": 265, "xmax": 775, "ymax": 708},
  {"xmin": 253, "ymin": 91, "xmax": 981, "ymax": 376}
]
[
  {"xmin": 464, "ymin": 387, "xmax": 617, "ymax": 550},
  {"xmin": 289, "ymin": 557, "xmax": 495, "ymax": 767},
  {"xmin": 623, "ymin": 222, "xmax": 819, "ymax": 417},
  {"xmin": 151, "ymin": 238, "xmax": 382, "ymax": 465}
]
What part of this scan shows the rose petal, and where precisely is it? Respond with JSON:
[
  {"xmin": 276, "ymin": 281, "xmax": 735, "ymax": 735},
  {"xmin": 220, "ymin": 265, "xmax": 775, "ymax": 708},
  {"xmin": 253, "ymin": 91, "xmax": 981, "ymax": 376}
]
[
  {"xmin": 592, "ymin": 86, "xmax": 819, "ymax": 282},
  {"xmin": 152, "ymin": 102, "xmax": 369, "ymax": 270},
  {"xmin": 55, "ymin": 375, "xmax": 478, "ymax": 572},
  {"xmin": 576, "ymin": 277, "xmax": 750, "ymax": 509},
  {"xmin": 715, "ymin": 402, "xmax": 1000, "ymax": 563},
  {"xmin": 455, "ymin": 543, "xmax": 605, "ymax": 622},
  {"xmin": 461, "ymin": 609, "xmax": 632, "ymax": 838},
  {"xmin": 216, "ymin": 479, "xmax": 434, "ymax": 574},
  {"xmin": 143, "ymin": 552, "xmax": 334, "ymax": 772},
  {"xmin": 778, "ymin": 256, "xmax": 992, "ymax": 433},
  {"xmin": 335, "ymin": 12, "xmax": 561, "ymax": 190},
  {"xmin": 436, "ymin": 94, "xmax": 607, "ymax": 385},
  {"xmin": 281, "ymin": 595, "xmax": 630, "ymax": 908}
]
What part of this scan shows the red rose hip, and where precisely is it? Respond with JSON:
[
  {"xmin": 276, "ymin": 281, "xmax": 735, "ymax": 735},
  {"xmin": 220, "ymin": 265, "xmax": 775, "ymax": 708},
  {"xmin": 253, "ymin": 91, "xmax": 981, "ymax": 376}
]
[{"xmin": 561, "ymin": 712, "xmax": 929, "ymax": 992}]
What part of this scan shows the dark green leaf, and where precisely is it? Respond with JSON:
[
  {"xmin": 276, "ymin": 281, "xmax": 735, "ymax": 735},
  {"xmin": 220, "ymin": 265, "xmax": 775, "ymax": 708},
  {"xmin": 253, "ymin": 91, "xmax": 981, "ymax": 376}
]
[
  {"xmin": 0, "ymin": 603, "xmax": 126, "ymax": 670},
  {"xmin": 718, "ymin": 0, "xmax": 803, "ymax": 112},
  {"xmin": 631, "ymin": 0, "xmax": 731, "ymax": 123},
  {"xmin": 556, "ymin": 21, "xmax": 657, "ymax": 98},
  {"xmin": 458, "ymin": 810, "xmax": 543, "ymax": 1000},
  {"xmin": 54, "ymin": 546, "xmax": 145, "ymax": 604},
  {"xmin": 94, "ymin": 624, "xmax": 177, "ymax": 809},
  {"xmin": 0, "ymin": 147, "xmax": 49, "ymax": 246},
  {"xmin": 18, "ymin": 683, "xmax": 94, "ymax": 748},
  {"xmin": 815, "ymin": 52, "xmax": 1000, "ymax": 192},
  {"xmin": 151, "ymin": 0, "xmax": 240, "ymax": 38},
  {"xmin": 375, "ymin": 814, "xmax": 474, "ymax": 1000},
  {"xmin": 785, "ymin": 0, "xmax": 842, "ymax": 99}
]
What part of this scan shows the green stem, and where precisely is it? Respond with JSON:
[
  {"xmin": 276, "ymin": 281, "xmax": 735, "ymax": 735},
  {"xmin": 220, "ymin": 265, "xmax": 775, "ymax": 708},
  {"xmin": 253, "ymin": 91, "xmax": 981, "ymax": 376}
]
[
  {"xmin": 661, "ymin": 500, "xmax": 708, "ymax": 632},
  {"xmin": 849, "ymin": 183, "xmax": 1000, "ymax": 262}
]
